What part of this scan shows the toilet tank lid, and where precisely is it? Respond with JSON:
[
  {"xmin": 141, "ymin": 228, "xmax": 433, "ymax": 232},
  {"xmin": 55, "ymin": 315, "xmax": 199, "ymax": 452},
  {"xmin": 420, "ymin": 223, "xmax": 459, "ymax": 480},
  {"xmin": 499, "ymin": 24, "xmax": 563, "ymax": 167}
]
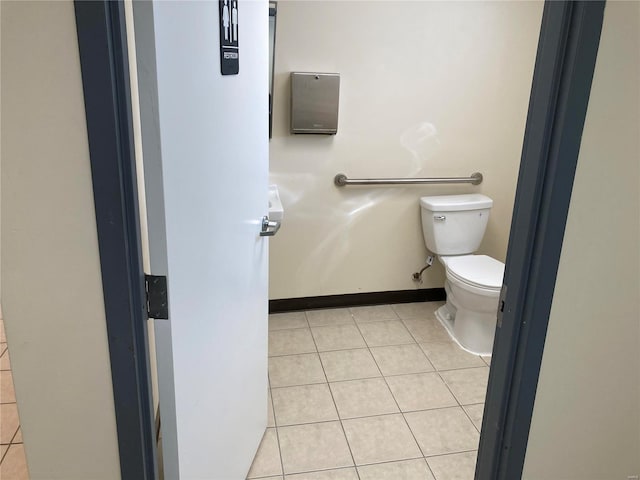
[
  {"xmin": 446, "ymin": 255, "xmax": 505, "ymax": 289},
  {"xmin": 420, "ymin": 194, "xmax": 493, "ymax": 211}
]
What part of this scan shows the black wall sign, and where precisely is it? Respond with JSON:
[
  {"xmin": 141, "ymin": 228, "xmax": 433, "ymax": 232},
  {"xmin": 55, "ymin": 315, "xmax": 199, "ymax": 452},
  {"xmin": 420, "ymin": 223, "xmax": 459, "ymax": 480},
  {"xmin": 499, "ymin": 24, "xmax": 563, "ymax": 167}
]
[{"xmin": 218, "ymin": 0, "xmax": 239, "ymax": 75}]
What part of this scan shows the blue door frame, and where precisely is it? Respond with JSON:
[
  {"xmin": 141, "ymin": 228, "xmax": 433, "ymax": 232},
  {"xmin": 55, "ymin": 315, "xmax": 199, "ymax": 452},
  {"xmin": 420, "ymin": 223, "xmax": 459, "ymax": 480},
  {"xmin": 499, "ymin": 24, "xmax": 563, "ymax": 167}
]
[
  {"xmin": 73, "ymin": 1, "xmax": 605, "ymax": 479},
  {"xmin": 74, "ymin": 1, "xmax": 158, "ymax": 479},
  {"xmin": 476, "ymin": 2, "xmax": 605, "ymax": 478}
]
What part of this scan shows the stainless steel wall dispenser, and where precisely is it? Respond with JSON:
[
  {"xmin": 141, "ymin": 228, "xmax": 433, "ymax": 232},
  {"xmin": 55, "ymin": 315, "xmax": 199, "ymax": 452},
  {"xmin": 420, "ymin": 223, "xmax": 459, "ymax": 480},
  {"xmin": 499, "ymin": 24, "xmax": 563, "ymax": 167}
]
[{"xmin": 290, "ymin": 72, "xmax": 340, "ymax": 134}]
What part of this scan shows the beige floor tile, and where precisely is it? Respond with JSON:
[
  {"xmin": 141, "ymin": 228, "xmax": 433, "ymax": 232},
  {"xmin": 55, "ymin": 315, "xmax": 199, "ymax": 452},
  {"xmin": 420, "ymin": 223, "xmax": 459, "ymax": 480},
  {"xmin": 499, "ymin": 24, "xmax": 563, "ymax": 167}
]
[
  {"xmin": 285, "ymin": 467, "xmax": 358, "ymax": 479},
  {"xmin": 0, "ymin": 403, "xmax": 19, "ymax": 444},
  {"xmin": 254, "ymin": 477, "xmax": 283, "ymax": 480},
  {"xmin": 269, "ymin": 328, "xmax": 317, "ymax": 357},
  {"xmin": 270, "ymin": 312, "xmax": 308, "ymax": 331},
  {"xmin": 311, "ymin": 324, "xmax": 366, "ymax": 352},
  {"xmin": 0, "ymin": 350, "xmax": 10, "ymax": 371},
  {"xmin": 440, "ymin": 368, "xmax": 489, "ymax": 405},
  {"xmin": 269, "ymin": 354, "xmax": 326, "ymax": 388},
  {"xmin": 0, "ymin": 444, "xmax": 29, "ymax": 480},
  {"xmin": 278, "ymin": 422, "xmax": 354, "ymax": 474},
  {"xmin": 320, "ymin": 349, "xmax": 380, "ymax": 382},
  {"xmin": 247, "ymin": 428, "xmax": 283, "ymax": 478},
  {"xmin": 462, "ymin": 404, "xmax": 484, "ymax": 431},
  {"xmin": 403, "ymin": 318, "xmax": 451, "ymax": 343},
  {"xmin": 358, "ymin": 320, "xmax": 415, "ymax": 347},
  {"xmin": 357, "ymin": 458, "xmax": 435, "ymax": 480},
  {"xmin": 0, "ymin": 321, "xmax": 5, "ymax": 344},
  {"xmin": 419, "ymin": 342, "xmax": 485, "ymax": 371},
  {"xmin": 13, "ymin": 428, "xmax": 22, "ymax": 444},
  {"xmin": 370, "ymin": 344, "xmax": 434, "ymax": 376},
  {"xmin": 268, "ymin": 393, "xmax": 276, "ymax": 427},
  {"xmin": 329, "ymin": 378, "xmax": 398, "ymax": 419},
  {"xmin": 0, "ymin": 344, "xmax": 6, "ymax": 358},
  {"xmin": 272, "ymin": 384, "xmax": 338, "ymax": 426},
  {"xmin": 482, "ymin": 356, "xmax": 492, "ymax": 366},
  {"xmin": 385, "ymin": 373, "xmax": 458, "ymax": 412},
  {"xmin": 1, "ymin": 444, "xmax": 8, "ymax": 460},
  {"xmin": 391, "ymin": 302, "xmax": 439, "ymax": 319},
  {"xmin": 306, "ymin": 309, "xmax": 354, "ymax": 327},
  {"xmin": 405, "ymin": 407, "xmax": 479, "ymax": 457},
  {"xmin": 426, "ymin": 451, "xmax": 477, "ymax": 480},
  {"xmin": 342, "ymin": 414, "xmax": 421, "ymax": 465},
  {"xmin": 349, "ymin": 305, "xmax": 399, "ymax": 323},
  {"xmin": 0, "ymin": 372, "xmax": 16, "ymax": 404}
]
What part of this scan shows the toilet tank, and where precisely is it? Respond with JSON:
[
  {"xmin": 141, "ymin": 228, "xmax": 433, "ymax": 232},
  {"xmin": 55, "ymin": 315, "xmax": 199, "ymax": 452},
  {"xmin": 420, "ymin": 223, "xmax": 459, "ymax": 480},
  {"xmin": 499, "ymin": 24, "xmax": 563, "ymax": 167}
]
[{"xmin": 420, "ymin": 194, "xmax": 493, "ymax": 255}]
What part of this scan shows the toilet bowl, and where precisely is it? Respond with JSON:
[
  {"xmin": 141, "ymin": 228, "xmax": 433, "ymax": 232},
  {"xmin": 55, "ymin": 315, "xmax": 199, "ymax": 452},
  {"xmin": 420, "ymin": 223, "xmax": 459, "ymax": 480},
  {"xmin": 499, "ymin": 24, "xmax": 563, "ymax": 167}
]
[
  {"xmin": 436, "ymin": 255, "xmax": 504, "ymax": 355},
  {"xmin": 419, "ymin": 194, "xmax": 505, "ymax": 356}
]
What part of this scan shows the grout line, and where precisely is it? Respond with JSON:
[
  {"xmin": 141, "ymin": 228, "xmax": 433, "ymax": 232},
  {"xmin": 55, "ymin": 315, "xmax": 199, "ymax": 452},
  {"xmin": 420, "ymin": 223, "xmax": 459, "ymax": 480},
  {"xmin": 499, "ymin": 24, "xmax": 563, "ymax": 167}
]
[
  {"xmin": 269, "ymin": 357, "xmax": 488, "ymax": 391},
  {"xmin": 9, "ymin": 427, "xmax": 20, "ymax": 444},
  {"xmin": 424, "ymin": 448, "xmax": 479, "ymax": 459},
  {"xmin": 307, "ymin": 310, "xmax": 361, "ymax": 480},
  {"xmin": 1, "ymin": 422, "xmax": 21, "ymax": 467},
  {"xmin": 371, "ymin": 304, "xmax": 477, "ymax": 479},
  {"xmin": 269, "ymin": 340, "xmax": 431, "ymax": 359},
  {"xmin": 433, "ymin": 365, "xmax": 490, "ymax": 373},
  {"xmin": 269, "ymin": 370, "xmax": 487, "ymax": 397},
  {"xmin": 270, "ymin": 376, "xmax": 488, "ymax": 426},
  {"xmin": 306, "ymin": 322, "xmax": 356, "ymax": 329},
  {"xmin": 271, "ymin": 310, "xmax": 319, "ymax": 476},
  {"xmin": 269, "ymin": 326, "xmax": 499, "ymax": 361},
  {"xmin": 268, "ymin": 384, "xmax": 286, "ymax": 478},
  {"xmin": 352, "ymin": 316, "xmax": 401, "ymax": 324},
  {"xmin": 269, "ymin": 326, "xmax": 312, "ymax": 333},
  {"xmin": 434, "ymin": 356, "xmax": 486, "ymax": 443},
  {"xmin": 257, "ymin": 451, "xmax": 483, "ymax": 479},
  {"xmin": 461, "ymin": 404, "xmax": 484, "ymax": 434},
  {"xmin": 398, "ymin": 311, "xmax": 487, "ymax": 421},
  {"xmin": 267, "ymin": 405, "xmax": 484, "ymax": 430},
  {"xmin": 350, "ymin": 317, "xmax": 433, "ymax": 475},
  {"xmin": 399, "ymin": 316, "xmax": 431, "ymax": 344}
]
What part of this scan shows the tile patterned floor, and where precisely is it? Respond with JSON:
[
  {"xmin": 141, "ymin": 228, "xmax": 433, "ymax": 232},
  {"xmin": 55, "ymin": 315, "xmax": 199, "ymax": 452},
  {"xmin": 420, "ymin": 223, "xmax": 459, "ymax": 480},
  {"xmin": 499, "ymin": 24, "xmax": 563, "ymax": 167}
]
[
  {"xmin": 0, "ymin": 317, "xmax": 30, "ymax": 479},
  {"xmin": 249, "ymin": 302, "xmax": 491, "ymax": 480}
]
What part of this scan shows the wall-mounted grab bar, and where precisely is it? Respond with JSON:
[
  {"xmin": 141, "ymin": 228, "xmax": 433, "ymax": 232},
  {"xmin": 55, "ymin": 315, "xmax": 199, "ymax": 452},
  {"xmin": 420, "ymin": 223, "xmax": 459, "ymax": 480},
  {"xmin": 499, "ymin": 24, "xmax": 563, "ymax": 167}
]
[{"xmin": 334, "ymin": 172, "xmax": 483, "ymax": 187}]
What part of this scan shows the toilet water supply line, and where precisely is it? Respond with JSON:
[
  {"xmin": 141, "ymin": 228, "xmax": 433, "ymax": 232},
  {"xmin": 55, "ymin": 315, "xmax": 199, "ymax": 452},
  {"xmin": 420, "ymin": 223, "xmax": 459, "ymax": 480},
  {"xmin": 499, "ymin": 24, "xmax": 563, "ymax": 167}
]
[{"xmin": 412, "ymin": 255, "xmax": 435, "ymax": 283}]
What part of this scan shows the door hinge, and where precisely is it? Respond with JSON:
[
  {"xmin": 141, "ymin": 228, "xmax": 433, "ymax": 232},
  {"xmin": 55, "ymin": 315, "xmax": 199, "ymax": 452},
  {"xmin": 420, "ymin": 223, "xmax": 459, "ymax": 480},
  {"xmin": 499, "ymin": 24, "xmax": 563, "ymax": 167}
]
[
  {"xmin": 145, "ymin": 274, "xmax": 169, "ymax": 319},
  {"xmin": 496, "ymin": 284, "xmax": 507, "ymax": 328}
]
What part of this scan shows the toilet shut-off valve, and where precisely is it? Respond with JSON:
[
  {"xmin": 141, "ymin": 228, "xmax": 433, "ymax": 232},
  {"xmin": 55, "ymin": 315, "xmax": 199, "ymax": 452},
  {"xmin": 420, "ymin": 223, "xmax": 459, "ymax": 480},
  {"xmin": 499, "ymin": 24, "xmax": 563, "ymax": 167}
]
[{"xmin": 412, "ymin": 255, "xmax": 434, "ymax": 283}]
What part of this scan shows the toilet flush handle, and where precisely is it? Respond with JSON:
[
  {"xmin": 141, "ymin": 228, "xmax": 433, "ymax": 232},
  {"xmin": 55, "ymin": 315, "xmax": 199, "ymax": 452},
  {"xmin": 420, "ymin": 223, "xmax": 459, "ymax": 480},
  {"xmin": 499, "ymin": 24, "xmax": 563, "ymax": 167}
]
[{"xmin": 434, "ymin": 215, "xmax": 446, "ymax": 221}]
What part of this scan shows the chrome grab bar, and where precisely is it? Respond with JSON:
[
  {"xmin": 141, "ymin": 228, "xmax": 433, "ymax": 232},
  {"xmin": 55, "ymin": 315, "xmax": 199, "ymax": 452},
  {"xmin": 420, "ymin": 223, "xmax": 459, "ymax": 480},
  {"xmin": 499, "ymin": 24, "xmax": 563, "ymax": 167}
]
[{"xmin": 334, "ymin": 172, "xmax": 483, "ymax": 187}]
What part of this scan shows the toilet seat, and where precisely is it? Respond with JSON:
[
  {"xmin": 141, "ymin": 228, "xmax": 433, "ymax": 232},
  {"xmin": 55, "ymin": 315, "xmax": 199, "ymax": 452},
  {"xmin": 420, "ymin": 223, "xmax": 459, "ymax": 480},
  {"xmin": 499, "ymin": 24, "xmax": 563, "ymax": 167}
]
[{"xmin": 442, "ymin": 255, "xmax": 504, "ymax": 292}]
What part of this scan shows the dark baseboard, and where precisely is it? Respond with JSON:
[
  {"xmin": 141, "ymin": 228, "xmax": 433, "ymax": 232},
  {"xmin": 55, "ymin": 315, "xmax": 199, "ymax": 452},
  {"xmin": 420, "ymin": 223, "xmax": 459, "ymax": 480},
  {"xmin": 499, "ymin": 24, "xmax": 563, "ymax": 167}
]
[{"xmin": 269, "ymin": 288, "xmax": 446, "ymax": 313}]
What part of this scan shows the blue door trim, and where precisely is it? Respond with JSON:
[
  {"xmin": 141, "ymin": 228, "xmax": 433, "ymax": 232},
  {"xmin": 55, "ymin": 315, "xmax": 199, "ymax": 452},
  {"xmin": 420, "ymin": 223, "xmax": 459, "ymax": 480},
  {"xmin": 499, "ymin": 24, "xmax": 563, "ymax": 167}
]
[
  {"xmin": 74, "ymin": 1, "xmax": 158, "ymax": 479},
  {"xmin": 476, "ymin": 2, "xmax": 605, "ymax": 478}
]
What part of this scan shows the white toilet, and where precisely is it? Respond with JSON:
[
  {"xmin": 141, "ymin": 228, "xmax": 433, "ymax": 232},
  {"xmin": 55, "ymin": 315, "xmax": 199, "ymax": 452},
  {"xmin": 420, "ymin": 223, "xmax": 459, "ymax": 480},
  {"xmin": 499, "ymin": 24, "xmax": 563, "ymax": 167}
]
[{"xmin": 420, "ymin": 194, "xmax": 505, "ymax": 356}]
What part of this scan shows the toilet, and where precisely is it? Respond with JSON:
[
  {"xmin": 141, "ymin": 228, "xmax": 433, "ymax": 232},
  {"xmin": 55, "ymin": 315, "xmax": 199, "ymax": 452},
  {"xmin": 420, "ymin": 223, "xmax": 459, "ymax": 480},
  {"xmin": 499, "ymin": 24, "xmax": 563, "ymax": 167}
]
[{"xmin": 420, "ymin": 194, "xmax": 505, "ymax": 356}]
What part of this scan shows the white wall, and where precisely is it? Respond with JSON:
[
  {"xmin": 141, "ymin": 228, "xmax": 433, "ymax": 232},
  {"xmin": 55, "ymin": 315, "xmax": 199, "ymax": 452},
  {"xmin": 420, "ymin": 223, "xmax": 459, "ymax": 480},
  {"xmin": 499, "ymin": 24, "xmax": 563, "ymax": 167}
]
[
  {"xmin": 0, "ymin": 2, "xmax": 121, "ymax": 479},
  {"xmin": 522, "ymin": 2, "xmax": 640, "ymax": 478},
  {"xmin": 269, "ymin": 1, "xmax": 543, "ymax": 299}
]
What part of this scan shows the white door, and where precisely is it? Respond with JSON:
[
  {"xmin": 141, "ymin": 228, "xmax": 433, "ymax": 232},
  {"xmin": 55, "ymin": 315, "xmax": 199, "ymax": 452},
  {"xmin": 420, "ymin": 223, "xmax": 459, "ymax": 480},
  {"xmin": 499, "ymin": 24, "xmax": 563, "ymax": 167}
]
[{"xmin": 138, "ymin": 1, "xmax": 269, "ymax": 478}]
